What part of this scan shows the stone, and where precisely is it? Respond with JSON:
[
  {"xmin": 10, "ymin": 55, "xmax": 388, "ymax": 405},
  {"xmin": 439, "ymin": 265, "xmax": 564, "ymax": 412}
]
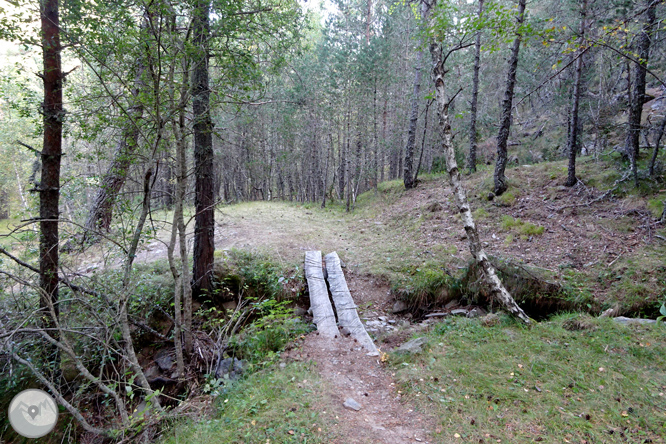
[
  {"xmin": 426, "ymin": 202, "xmax": 443, "ymax": 212},
  {"xmin": 450, "ymin": 308, "xmax": 469, "ymax": 316},
  {"xmin": 343, "ymin": 398, "xmax": 362, "ymax": 411},
  {"xmin": 613, "ymin": 316, "xmax": 657, "ymax": 325},
  {"xmin": 144, "ymin": 365, "xmax": 160, "ymax": 381},
  {"xmin": 392, "ymin": 300, "xmax": 408, "ymax": 313},
  {"xmin": 396, "ymin": 337, "xmax": 428, "ymax": 354},
  {"xmin": 487, "ymin": 192, "xmax": 495, "ymax": 201},
  {"xmin": 222, "ymin": 300, "xmax": 238, "ymax": 311},
  {"xmin": 378, "ymin": 316, "xmax": 387, "ymax": 322},
  {"xmin": 155, "ymin": 349, "xmax": 175, "ymax": 371},
  {"xmin": 215, "ymin": 357, "xmax": 246, "ymax": 380},
  {"xmin": 444, "ymin": 299, "xmax": 459, "ymax": 310},
  {"xmin": 293, "ymin": 306, "xmax": 308, "ymax": 317}
]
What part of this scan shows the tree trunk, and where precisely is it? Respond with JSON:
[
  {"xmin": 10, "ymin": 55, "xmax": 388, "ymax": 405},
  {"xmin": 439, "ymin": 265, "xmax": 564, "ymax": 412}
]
[
  {"xmin": 404, "ymin": 46, "xmax": 425, "ymax": 189},
  {"xmin": 648, "ymin": 117, "xmax": 666, "ymax": 176},
  {"xmin": 626, "ymin": 0, "xmax": 658, "ymax": 187},
  {"xmin": 493, "ymin": 0, "xmax": 527, "ymax": 196},
  {"xmin": 39, "ymin": 0, "xmax": 63, "ymax": 349},
  {"xmin": 84, "ymin": 46, "xmax": 145, "ymax": 238},
  {"xmin": 565, "ymin": 0, "xmax": 587, "ymax": 187},
  {"xmin": 191, "ymin": 0, "xmax": 215, "ymax": 299},
  {"xmin": 429, "ymin": 40, "xmax": 530, "ymax": 325},
  {"xmin": 467, "ymin": 0, "xmax": 484, "ymax": 173}
]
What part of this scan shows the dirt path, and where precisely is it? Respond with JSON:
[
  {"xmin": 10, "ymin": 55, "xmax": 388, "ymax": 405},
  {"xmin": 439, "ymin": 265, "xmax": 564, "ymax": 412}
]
[{"xmin": 286, "ymin": 333, "xmax": 432, "ymax": 444}]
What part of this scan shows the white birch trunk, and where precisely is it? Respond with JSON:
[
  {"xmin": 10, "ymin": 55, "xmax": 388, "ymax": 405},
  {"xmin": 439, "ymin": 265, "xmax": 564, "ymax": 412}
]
[{"xmin": 429, "ymin": 42, "xmax": 531, "ymax": 325}]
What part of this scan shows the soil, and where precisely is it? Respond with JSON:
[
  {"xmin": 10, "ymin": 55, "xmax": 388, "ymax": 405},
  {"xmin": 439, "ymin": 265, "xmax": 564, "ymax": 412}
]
[{"xmin": 284, "ymin": 333, "xmax": 433, "ymax": 444}]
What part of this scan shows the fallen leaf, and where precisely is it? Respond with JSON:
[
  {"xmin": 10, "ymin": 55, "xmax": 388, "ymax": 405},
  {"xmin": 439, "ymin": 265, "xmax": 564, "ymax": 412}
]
[
  {"xmin": 454, "ymin": 433, "xmax": 461, "ymax": 438},
  {"xmin": 288, "ymin": 430, "xmax": 295, "ymax": 435}
]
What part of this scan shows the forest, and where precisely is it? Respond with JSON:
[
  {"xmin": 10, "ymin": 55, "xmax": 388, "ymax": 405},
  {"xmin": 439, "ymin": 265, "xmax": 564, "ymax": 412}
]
[{"xmin": 1, "ymin": 0, "xmax": 665, "ymax": 442}]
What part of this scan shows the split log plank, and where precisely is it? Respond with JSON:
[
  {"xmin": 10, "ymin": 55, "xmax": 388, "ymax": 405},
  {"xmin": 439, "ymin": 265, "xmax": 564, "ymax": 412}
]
[
  {"xmin": 305, "ymin": 251, "xmax": 339, "ymax": 338},
  {"xmin": 324, "ymin": 252, "xmax": 379, "ymax": 356}
]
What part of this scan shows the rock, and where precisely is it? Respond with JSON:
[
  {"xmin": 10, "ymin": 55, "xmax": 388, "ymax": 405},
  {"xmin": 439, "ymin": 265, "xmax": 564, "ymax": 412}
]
[
  {"xmin": 392, "ymin": 300, "xmax": 408, "ymax": 314},
  {"xmin": 467, "ymin": 307, "xmax": 487, "ymax": 318},
  {"xmin": 343, "ymin": 398, "xmax": 362, "ymax": 411},
  {"xmin": 388, "ymin": 319, "xmax": 396, "ymax": 324},
  {"xmin": 378, "ymin": 316, "xmax": 388, "ymax": 322},
  {"xmin": 487, "ymin": 192, "xmax": 495, "ymax": 201},
  {"xmin": 444, "ymin": 299, "xmax": 459, "ymax": 310},
  {"xmin": 339, "ymin": 326, "xmax": 352, "ymax": 337},
  {"xmin": 396, "ymin": 337, "xmax": 428, "ymax": 354},
  {"xmin": 599, "ymin": 306, "xmax": 620, "ymax": 318},
  {"xmin": 293, "ymin": 306, "xmax": 308, "ymax": 317},
  {"xmin": 613, "ymin": 316, "xmax": 658, "ymax": 325},
  {"xmin": 426, "ymin": 202, "xmax": 443, "ymax": 212},
  {"xmin": 450, "ymin": 308, "xmax": 469, "ymax": 316},
  {"xmin": 155, "ymin": 349, "xmax": 175, "ymax": 371},
  {"xmin": 144, "ymin": 365, "xmax": 160, "ymax": 381},
  {"xmin": 481, "ymin": 313, "xmax": 500, "ymax": 327},
  {"xmin": 215, "ymin": 357, "xmax": 246, "ymax": 380},
  {"xmin": 222, "ymin": 300, "xmax": 238, "ymax": 312}
]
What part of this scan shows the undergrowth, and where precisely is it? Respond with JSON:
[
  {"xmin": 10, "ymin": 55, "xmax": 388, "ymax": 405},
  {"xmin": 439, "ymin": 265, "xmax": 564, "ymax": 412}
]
[{"xmin": 160, "ymin": 361, "xmax": 332, "ymax": 444}]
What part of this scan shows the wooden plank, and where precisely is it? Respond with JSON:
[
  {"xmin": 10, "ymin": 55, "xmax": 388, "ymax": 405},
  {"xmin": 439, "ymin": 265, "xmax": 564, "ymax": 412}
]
[
  {"xmin": 305, "ymin": 251, "xmax": 339, "ymax": 338},
  {"xmin": 324, "ymin": 252, "xmax": 379, "ymax": 356}
]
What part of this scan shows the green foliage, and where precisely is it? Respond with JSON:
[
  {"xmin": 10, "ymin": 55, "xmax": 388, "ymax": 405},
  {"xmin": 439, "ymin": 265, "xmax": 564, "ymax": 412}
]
[
  {"xmin": 392, "ymin": 263, "xmax": 458, "ymax": 310},
  {"xmin": 160, "ymin": 362, "xmax": 330, "ymax": 444},
  {"xmin": 229, "ymin": 314, "xmax": 312, "ymax": 368},
  {"xmin": 501, "ymin": 215, "xmax": 544, "ymax": 236},
  {"xmin": 496, "ymin": 191, "xmax": 517, "ymax": 206},
  {"xmin": 216, "ymin": 249, "xmax": 300, "ymax": 301}
]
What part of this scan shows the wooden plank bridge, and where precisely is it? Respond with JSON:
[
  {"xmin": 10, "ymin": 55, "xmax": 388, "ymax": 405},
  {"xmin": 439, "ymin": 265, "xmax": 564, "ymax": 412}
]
[{"xmin": 304, "ymin": 251, "xmax": 379, "ymax": 356}]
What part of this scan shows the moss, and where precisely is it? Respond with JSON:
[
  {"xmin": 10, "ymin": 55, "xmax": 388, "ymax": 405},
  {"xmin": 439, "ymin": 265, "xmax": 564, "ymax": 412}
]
[
  {"xmin": 473, "ymin": 207, "xmax": 490, "ymax": 219},
  {"xmin": 496, "ymin": 191, "xmax": 516, "ymax": 206}
]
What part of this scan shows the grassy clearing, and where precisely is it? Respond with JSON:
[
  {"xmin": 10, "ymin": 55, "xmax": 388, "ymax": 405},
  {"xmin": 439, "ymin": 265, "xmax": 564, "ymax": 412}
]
[
  {"xmin": 390, "ymin": 314, "xmax": 666, "ymax": 443},
  {"xmin": 160, "ymin": 361, "xmax": 332, "ymax": 444}
]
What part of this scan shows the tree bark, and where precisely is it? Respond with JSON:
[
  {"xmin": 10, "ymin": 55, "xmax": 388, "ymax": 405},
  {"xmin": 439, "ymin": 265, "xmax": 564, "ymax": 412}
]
[
  {"xmin": 565, "ymin": 0, "xmax": 587, "ymax": 187},
  {"xmin": 467, "ymin": 0, "xmax": 484, "ymax": 173},
  {"xmin": 404, "ymin": 45, "xmax": 425, "ymax": 189},
  {"xmin": 191, "ymin": 0, "xmax": 215, "ymax": 299},
  {"xmin": 648, "ymin": 116, "xmax": 666, "ymax": 176},
  {"xmin": 84, "ymin": 33, "xmax": 146, "ymax": 238},
  {"xmin": 39, "ymin": 0, "xmax": 63, "ymax": 349},
  {"xmin": 493, "ymin": 0, "xmax": 527, "ymax": 196},
  {"xmin": 429, "ymin": 40, "xmax": 530, "ymax": 325},
  {"xmin": 626, "ymin": 0, "xmax": 658, "ymax": 187}
]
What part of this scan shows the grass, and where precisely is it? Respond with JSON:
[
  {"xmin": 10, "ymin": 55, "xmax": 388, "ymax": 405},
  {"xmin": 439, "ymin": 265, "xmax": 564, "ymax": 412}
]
[
  {"xmin": 160, "ymin": 361, "xmax": 333, "ymax": 444},
  {"xmin": 390, "ymin": 314, "xmax": 666, "ymax": 443},
  {"xmin": 500, "ymin": 215, "xmax": 545, "ymax": 236}
]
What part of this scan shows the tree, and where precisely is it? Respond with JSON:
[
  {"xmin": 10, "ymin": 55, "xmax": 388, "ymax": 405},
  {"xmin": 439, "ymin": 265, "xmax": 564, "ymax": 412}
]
[
  {"xmin": 428, "ymin": 0, "xmax": 530, "ymax": 323},
  {"xmin": 39, "ymin": 0, "xmax": 63, "ymax": 349},
  {"xmin": 467, "ymin": 0, "xmax": 484, "ymax": 173},
  {"xmin": 191, "ymin": 0, "xmax": 215, "ymax": 299},
  {"xmin": 493, "ymin": 0, "xmax": 527, "ymax": 196},
  {"xmin": 565, "ymin": 0, "xmax": 589, "ymax": 187},
  {"xmin": 625, "ymin": 0, "xmax": 658, "ymax": 186},
  {"xmin": 403, "ymin": 1, "xmax": 430, "ymax": 189}
]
